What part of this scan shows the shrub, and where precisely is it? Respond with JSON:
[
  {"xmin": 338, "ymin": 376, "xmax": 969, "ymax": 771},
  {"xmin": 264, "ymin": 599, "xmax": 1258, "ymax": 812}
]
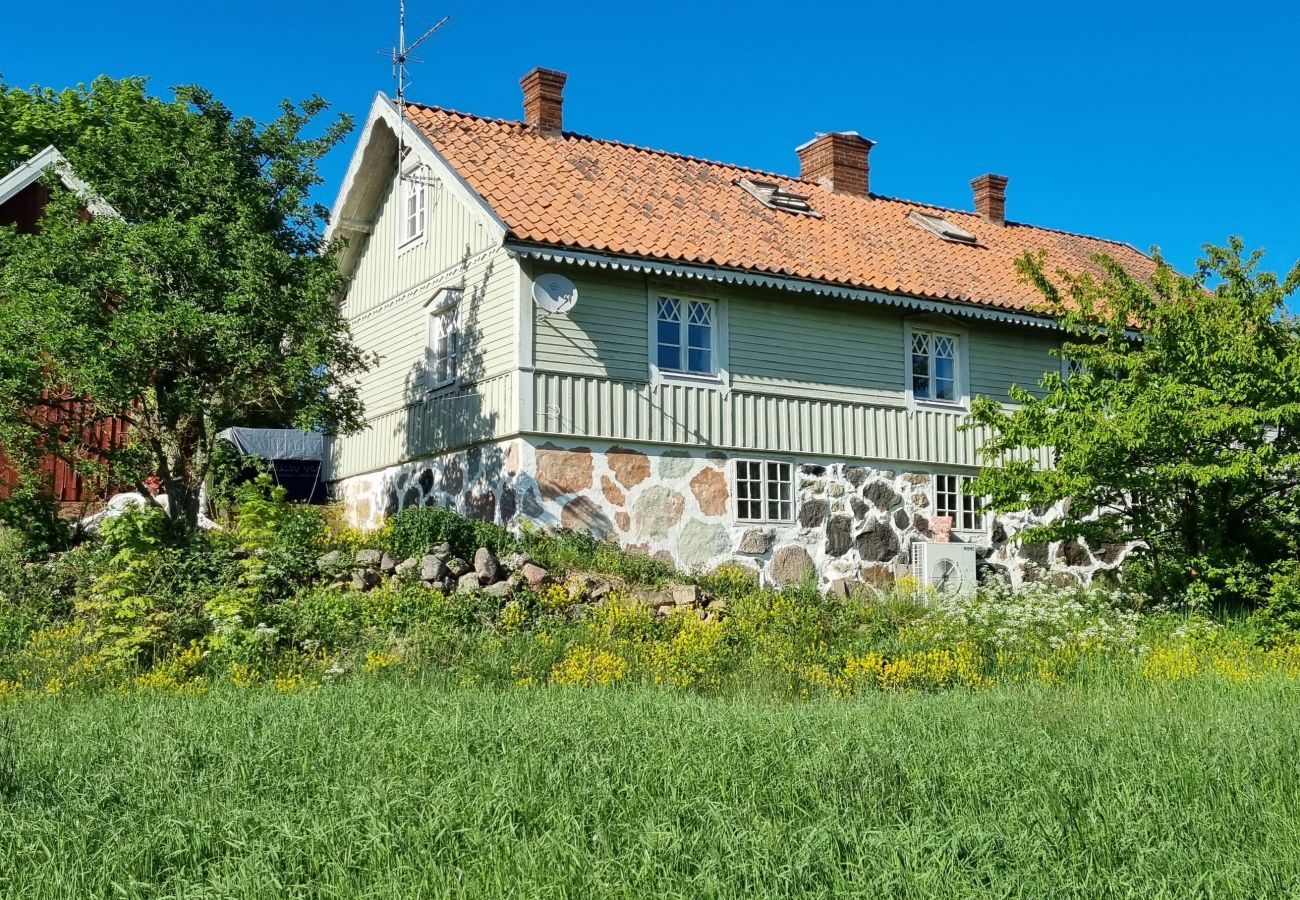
[{"xmin": 389, "ymin": 506, "xmax": 517, "ymax": 561}]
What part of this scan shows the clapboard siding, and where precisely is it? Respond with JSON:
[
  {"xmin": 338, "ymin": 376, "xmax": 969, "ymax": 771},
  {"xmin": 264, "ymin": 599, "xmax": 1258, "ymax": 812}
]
[
  {"xmin": 342, "ymin": 172, "xmax": 497, "ymax": 318},
  {"xmin": 531, "ymin": 269, "xmax": 1061, "ymax": 411}
]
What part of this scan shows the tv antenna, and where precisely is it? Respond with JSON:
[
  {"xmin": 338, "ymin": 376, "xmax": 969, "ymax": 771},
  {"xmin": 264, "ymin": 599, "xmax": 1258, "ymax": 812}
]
[{"xmin": 388, "ymin": 2, "xmax": 449, "ymax": 185}]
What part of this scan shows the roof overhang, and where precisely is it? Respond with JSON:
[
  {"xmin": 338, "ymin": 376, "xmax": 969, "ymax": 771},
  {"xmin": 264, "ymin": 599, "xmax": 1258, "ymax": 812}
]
[
  {"xmin": 326, "ymin": 93, "xmax": 510, "ymax": 280},
  {"xmin": 0, "ymin": 145, "xmax": 121, "ymax": 220},
  {"xmin": 506, "ymin": 242, "xmax": 1066, "ymax": 331}
]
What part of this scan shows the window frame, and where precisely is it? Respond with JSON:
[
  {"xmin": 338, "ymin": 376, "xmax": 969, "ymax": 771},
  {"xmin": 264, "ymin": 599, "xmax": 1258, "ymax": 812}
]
[
  {"xmin": 933, "ymin": 473, "xmax": 988, "ymax": 535},
  {"xmin": 733, "ymin": 458, "xmax": 796, "ymax": 525},
  {"xmin": 903, "ymin": 318, "xmax": 969, "ymax": 411},
  {"xmin": 397, "ymin": 168, "xmax": 429, "ymax": 254},
  {"xmin": 647, "ymin": 288, "xmax": 729, "ymax": 389},
  {"xmin": 423, "ymin": 287, "xmax": 462, "ymax": 394}
]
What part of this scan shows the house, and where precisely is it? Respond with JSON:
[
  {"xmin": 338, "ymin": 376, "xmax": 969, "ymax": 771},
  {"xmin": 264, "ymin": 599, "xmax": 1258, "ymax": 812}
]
[
  {"xmin": 324, "ymin": 68, "xmax": 1155, "ymax": 588},
  {"xmin": 0, "ymin": 147, "xmax": 124, "ymax": 508}
]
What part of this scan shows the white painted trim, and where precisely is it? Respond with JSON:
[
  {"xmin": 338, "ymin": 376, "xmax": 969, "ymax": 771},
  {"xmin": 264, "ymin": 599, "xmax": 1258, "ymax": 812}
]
[
  {"xmin": 395, "ymin": 168, "xmax": 429, "ymax": 256},
  {"xmin": 515, "ymin": 257, "xmax": 536, "ymax": 432},
  {"xmin": 0, "ymin": 145, "xmax": 121, "ymax": 220},
  {"xmin": 646, "ymin": 285, "xmax": 730, "ymax": 392},
  {"xmin": 509, "ymin": 243, "xmax": 1066, "ymax": 332},
  {"xmin": 326, "ymin": 94, "xmax": 509, "ymax": 246},
  {"xmin": 903, "ymin": 316, "xmax": 970, "ymax": 413},
  {"xmin": 932, "ymin": 472, "xmax": 990, "ymax": 538},
  {"xmin": 731, "ymin": 457, "xmax": 797, "ymax": 525},
  {"xmin": 423, "ymin": 286, "xmax": 463, "ymax": 394}
]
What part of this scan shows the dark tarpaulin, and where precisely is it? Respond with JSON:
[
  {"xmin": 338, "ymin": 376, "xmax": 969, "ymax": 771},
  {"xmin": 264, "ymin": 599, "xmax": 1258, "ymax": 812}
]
[{"xmin": 216, "ymin": 428, "xmax": 326, "ymax": 503}]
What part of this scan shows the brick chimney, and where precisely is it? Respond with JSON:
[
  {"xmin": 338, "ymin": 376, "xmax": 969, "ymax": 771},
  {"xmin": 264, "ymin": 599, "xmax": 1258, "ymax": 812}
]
[
  {"xmin": 520, "ymin": 67, "xmax": 567, "ymax": 133},
  {"xmin": 796, "ymin": 132, "xmax": 875, "ymax": 196},
  {"xmin": 971, "ymin": 173, "xmax": 1009, "ymax": 225}
]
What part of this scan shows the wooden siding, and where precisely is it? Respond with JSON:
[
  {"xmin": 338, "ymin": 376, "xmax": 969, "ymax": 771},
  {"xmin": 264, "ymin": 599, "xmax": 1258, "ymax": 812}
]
[
  {"xmin": 329, "ymin": 372, "xmax": 514, "ymax": 480},
  {"xmin": 534, "ymin": 269, "xmax": 649, "ymax": 382},
  {"xmin": 346, "ymin": 245, "xmax": 517, "ymax": 416},
  {"xmin": 531, "ymin": 269, "xmax": 1061, "ymax": 409},
  {"xmin": 330, "ymin": 166, "xmax": 519, "ymax": 481},
  {"xmin": 531, "ymin": 371, "xmax": 1049, "ymax": 470},
  {"xmin": 342, "ymin": 172, "xmax": 497, "ymax": 319}
]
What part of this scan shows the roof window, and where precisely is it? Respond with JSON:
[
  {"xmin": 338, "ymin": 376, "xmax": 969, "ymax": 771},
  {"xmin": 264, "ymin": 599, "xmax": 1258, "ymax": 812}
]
[
  {"xmin": 737, "ymin": 177, "xmax": 821, "ymax": 217},
  {"xmin": 909, "ymin": 210, "xmax": 978, "ymax": 244}
]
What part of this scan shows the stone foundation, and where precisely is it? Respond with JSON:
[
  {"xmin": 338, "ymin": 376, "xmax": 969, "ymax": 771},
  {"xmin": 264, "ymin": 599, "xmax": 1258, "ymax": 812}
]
[{"xmin": 330, "ymin": 438, "xmax": 1136, "ymax": 590}]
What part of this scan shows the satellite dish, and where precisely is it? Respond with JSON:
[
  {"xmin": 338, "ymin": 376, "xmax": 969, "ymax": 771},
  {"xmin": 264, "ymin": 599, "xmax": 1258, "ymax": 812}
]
[{"xmin": 532, "ymin": 273, "xmax": 579, "ymax": 316}]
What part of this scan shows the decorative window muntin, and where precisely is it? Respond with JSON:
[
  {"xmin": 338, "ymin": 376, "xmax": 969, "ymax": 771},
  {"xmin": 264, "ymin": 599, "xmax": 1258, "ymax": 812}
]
[
  {"xmin": 911, "ymin": 329, "xmax": 959, "ymax": 403},
  {"xmin": 656, "ymin": 296, "xmax": 716, "ymax": 375},
  {"xmin": 735, "ymin": 460, "xmax": 794, "ymax": 524},
  {"xmin": 425, "ymin": 290, "xmax": 460, "ymax": 390}
]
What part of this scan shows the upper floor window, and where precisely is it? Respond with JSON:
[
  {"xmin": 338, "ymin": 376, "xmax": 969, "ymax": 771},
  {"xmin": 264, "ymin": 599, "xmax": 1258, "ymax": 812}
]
[
  {"xmin": 656, "ymin": 296, "xmax": 716, "ymax": 376},
  {"xmin": 425, "ymin": 288, "xmax": 460, "ymax": 391},
  {"xmin": 399, "ymin": 173, "xmax": 427, "ymax": 249},
  {"xmin": 934, "ymin": 473, "xmax": 986, "ymax": 533},
  {"xmin": 734, "ymin": 459, "xmax": 794, "ymax": 524},
  {"xmin": 911, "ymin": 329, "xmax": 959, "ymax": 403},
  {"xmin": 1062, "ymin": 356, "xmax": 1085, "ymax": 381}
]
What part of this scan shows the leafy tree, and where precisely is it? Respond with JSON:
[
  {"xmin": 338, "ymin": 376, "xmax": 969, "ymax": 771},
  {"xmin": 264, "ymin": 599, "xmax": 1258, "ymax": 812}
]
[
  {"xmin": 968, "ymin": 239, "xmax": 1300, "ymax": 604},
  {"xmin": 0, "ymin": 77, "xmax": 371, "ymax": 535}
]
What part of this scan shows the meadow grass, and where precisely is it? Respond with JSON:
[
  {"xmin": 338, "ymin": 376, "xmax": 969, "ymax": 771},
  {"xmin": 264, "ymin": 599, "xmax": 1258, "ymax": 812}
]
[{"xmin": 3, "ymin": 677, "xmax": 1300, "ymax": 899}]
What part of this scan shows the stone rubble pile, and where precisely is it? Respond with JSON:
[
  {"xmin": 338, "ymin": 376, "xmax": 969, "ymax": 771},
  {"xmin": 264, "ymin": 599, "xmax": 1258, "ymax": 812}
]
[{"xmin": 314, "ymin": 544, "xmax": 725, "ymax": 618}]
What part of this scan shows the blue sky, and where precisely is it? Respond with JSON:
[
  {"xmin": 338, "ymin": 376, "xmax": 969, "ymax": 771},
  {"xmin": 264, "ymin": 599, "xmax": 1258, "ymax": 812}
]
[{"xmin": 3, "ymin": 0, "xmax": 1298, "ymax": 280}]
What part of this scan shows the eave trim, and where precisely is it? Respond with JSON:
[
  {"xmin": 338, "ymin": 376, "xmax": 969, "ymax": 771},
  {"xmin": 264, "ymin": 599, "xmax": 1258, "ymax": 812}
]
[{"xmin": 506, "ymin": 243, "xmax": 1064, "ymax": 331}]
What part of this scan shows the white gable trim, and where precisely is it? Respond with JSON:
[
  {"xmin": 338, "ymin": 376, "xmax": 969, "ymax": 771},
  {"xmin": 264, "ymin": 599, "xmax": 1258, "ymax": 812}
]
[
  {"xmin": 325, "ymin": 93, "xmax": 508, "ymax": 247},
  {"xmin": 0, "ymin": 146, "xmax": 121, "ymax": 220}
]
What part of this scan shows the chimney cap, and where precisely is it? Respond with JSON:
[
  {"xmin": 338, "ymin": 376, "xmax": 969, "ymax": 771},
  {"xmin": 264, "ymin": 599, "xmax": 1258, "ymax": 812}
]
[{"xmin": 794, "ymin": 130, "xmax": 876, "ymax": 153}]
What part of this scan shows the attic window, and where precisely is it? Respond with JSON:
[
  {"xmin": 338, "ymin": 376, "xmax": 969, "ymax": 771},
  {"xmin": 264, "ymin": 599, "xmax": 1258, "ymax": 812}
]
[
  {"xmin": 737, "ymin": 177, "xmax": 821, "ymax": 217},
  {"xmin": 909, "ymin": 210, "xmax": 978, "ymax": 244}
]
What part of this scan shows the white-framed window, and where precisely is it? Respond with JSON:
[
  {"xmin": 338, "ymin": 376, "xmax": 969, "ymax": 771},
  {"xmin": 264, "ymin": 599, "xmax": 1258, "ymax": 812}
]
[
  {"xmin": 934, "ymin": 473, "xmax": 986, "ymax": 533},
  {"xmin": 1062, "ymin": 355, "xmax": 1085, "ymax": 381},
  {"xmin": 734, "ymin": 459, "xmax": 794, "ymax": 524},
  {"xmin": 910, "ymin": 329, "xmax": 960, "ymax": 403},
  {"xmin": 424, "ymin": 288, "xmax": 461, "ymax": 391},
  {"xmin": 655, "ymin": 295, "xmax": 716, "ymax": 376},
  {"xmin": 398, "ymin": 172, "xmax": 427, "ymax": 250}
]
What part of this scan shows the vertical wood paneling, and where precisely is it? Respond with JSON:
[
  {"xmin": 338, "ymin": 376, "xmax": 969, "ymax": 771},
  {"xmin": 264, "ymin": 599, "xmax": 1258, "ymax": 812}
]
[
  {"xmin": 527, "ymin": 372, "xmax": 1051, "ymax": 470},
  {"xmin": 330, "ymin": 373, "xmax": 513, "ymax": 480}
]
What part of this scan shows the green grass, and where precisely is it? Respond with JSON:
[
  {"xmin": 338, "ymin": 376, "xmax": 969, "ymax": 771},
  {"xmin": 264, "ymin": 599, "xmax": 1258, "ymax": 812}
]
[{"xmin": 3, "ymin": 679, "xmax": 1300, "ymax": 899}]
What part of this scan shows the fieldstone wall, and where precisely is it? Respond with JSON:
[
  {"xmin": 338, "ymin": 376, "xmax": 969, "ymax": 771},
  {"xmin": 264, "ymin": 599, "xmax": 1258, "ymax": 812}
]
[
  {"xmin": 333, "ymin": 439, "xmax": 528, "ymax": 530},
  {"xmin": 331, "ymin": 439, "xmax": 1136, "ymax": 590}
]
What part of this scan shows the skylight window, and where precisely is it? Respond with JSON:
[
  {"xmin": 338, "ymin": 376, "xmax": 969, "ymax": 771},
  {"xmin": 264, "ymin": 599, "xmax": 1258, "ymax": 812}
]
[
  {"xmin": 909, "ymin": 210, "xmax": 978, "ymax": 244},
  {"xmin": 737, "ymin": 177, "xmax": 821, "ymax": 217}
]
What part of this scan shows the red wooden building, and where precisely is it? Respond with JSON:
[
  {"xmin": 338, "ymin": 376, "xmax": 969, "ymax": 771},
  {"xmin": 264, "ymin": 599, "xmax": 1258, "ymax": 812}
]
[{"xmin": 0, "ymin": 147, "xmax": 124, "ymax": 507}]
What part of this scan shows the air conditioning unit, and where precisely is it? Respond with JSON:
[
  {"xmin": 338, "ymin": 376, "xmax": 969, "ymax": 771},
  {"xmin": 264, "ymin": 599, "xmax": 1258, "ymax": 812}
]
[{"xmin": 911, "ymin": 542, "xmax": 978, "ymax": 596}]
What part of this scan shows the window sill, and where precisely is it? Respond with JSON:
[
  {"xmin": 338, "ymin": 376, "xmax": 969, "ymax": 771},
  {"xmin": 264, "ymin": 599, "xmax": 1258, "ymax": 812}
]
[
  {"xmin": 654, "ymin": 370, "xmax": 728, "ymax": 391},
  {"xmin": 425, "ymin": 379, "xmax": 460, "ymax": 398},
  {"xmin": 910, "ymin": 398, "xmax": 968, "ymax": 413},
  {"xmin": 397, "ymin": 233, "xmax": 427, "ymax": 257}
]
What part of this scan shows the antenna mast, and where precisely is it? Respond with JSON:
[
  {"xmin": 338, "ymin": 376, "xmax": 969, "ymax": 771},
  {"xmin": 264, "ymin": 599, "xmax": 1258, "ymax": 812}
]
[{"xmin": 390, "ymin": 2, "xmax": 449, "ymax": 183}]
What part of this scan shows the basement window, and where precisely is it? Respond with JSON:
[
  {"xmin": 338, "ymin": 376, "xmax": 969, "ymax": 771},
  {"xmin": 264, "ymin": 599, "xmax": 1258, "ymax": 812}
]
[
  {"xmin": 909, "ymin": 210, "xmax": 978, "ymax": 244},
  {"xmin": 737, "ymin": 177, "xmax": 821, "ymax": 217},
  {"xmin": 734, "ymin": 459, "xmax": 795, "ymax": 524},
  {"xmin": 935, "ymin": 474, "xmax": 986, "ymax": 533}
]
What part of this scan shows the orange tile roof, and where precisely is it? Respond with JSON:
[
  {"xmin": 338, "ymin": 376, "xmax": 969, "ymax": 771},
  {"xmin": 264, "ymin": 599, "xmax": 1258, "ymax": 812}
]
[{"xmin": 404, "ymin": 103, "xmax": 1158, "ymax": 315}]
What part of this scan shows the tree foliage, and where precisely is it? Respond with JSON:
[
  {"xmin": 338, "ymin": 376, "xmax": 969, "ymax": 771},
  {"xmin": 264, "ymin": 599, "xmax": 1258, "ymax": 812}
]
[
  {"xmin": 0, "ymin": 77, "xmax": 370, "ymax": 535},
  {"xmin": 968, "ymin": 239, "xmax": 1300, "ymax": 604}
]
